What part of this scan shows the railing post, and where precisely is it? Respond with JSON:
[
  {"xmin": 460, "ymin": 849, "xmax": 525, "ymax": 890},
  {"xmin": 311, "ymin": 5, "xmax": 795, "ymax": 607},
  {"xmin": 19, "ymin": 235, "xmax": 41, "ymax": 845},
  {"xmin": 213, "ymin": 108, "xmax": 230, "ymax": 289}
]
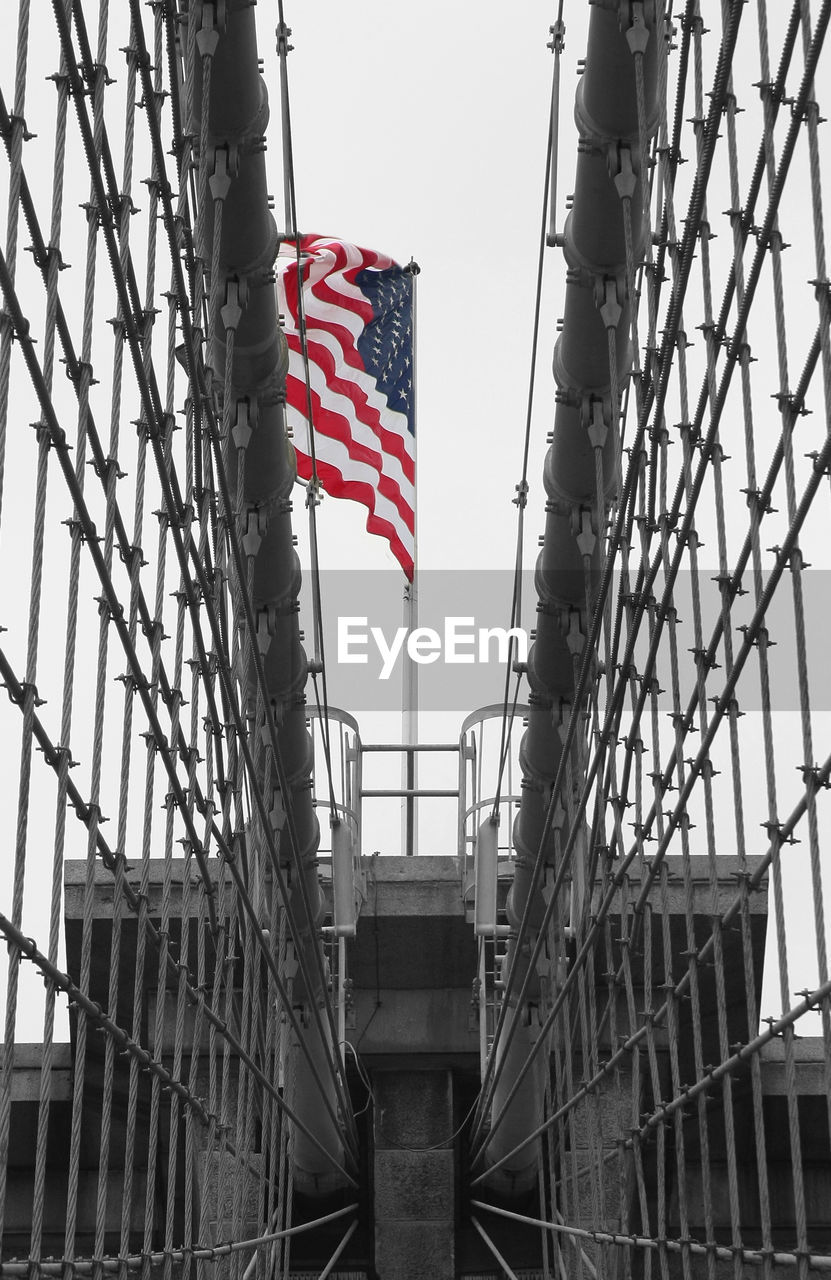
[{"xmin": 405, "ymin": 746, "xmax": 415, "ymax": 856}]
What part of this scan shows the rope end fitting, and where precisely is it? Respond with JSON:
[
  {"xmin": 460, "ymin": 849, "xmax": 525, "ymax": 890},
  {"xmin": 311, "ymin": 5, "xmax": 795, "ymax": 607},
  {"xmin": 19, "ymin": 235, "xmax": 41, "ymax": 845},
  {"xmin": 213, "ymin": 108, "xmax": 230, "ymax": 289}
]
[
  {"xmin": 597, "ymin": 276, "xmax": 623, "ymax": 330},
  {"xmin": 220, "ymin": 277, "xmax": 247, "ymax": 334},
  {"xmin": 623, "ymin": 1, "xmax": 651, "ymax": 55},
  {"xmin": 611, "ymin": 145, "xmax": 637, "ymax": 201}
]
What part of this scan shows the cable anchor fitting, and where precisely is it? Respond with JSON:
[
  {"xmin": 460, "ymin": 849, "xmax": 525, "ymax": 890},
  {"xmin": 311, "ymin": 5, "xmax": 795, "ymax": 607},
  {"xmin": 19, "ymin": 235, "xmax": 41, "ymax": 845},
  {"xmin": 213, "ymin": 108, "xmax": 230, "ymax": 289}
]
[
  {"xmin": 581, "ymin": 395, "xmax": 610, "ymax": 451},
  {"xmin": 596, "ymin": 276, "xmax": 623, "ymax": 331},
  {"xmin": 220, "ymin": 277, "xmax": 247, "ymax": 335},
  {"xmin": 623, "ymin": 1, "xmax": 651, "ymax": 55},
  {"xmin": 208, "ymin": 145, "xmax": 235, "ymax": 203},
  {"xmin": 231, "ymin": 397, "xmax": 259, "ymax": 451},
  {"xmin": 611, "ymin": 144, "xmax": 637, "ymax": 201},
  {"xmin": 196, "ymin": 2, "xmax": 226, "ymax": 58},
  {"xmin": 572, "ymin": 506, "xmax": 596, "ymax": 559},
  {"xmin": 241, "ymin": 505, "xmax": 268, "ymax": 558}
]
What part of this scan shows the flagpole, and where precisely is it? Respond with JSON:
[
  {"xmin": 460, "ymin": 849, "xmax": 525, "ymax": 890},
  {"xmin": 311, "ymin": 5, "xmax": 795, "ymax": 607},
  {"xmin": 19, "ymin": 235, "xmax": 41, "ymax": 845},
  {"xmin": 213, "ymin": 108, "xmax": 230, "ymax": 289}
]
[{"xmin": 402, "ymin": 260, "xmax": 419, "ymax": 856}]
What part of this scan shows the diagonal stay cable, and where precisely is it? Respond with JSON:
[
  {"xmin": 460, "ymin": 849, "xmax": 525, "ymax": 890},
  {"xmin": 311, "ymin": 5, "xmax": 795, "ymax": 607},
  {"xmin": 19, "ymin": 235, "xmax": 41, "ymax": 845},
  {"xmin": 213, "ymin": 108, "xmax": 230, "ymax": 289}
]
[
  {"xmin": 492, "ymin": 7, "xmax": 564, "ymax": 820},
  {"xmin": 0, "ymin": 1204, "xmax": 361, "ymax": 1277},
  {"xmin": 125, "ymin": 0, "xmax": 352, "ymax": 1099},
  {"xmin": 162, "ymin": 7, "xmax": 358, "ymax": 1151},
  {"xmin": 471, "ymin": 307, "xmax": 823, "ymax": 1165},
  {"xmin": 469, "ymin": 0, "xmax": 749, "ymax": 1154},
  {"xmin": 0, "ymin": 636, "xmax": 349, "ymax": 1178},
  {"xmin": 475, "ymin": 883, "xmax": 831, "ymax": 1188},
  {"xmin": 50, "ymin": 0, "xmax": 358, "ymax": 1149},
  {"xmin": 468, "ymin": 0, "xmax": 816, "ymax": 1151},
  {"xmin": 471, "ymin": 1194, "xmax": 831, "ymax": 1269},
  {"xmin": 0, "ymin": 269, "xmax": 357, "ymax": 1176},
  {"xmin": 473, "ymin": 216, "xmax": 824, "ymax": 1165},
  {"xmin": 275, "ymin": 0, "xmax": 345, "ymax": 826},
  {"xmin": 0, "ymin": 911, "xmax": 356, "ymax": 1187},
  {"xmin": 0, "ymin": 234, "xmax": 357, "ymax": 1171},
  {"xmin": 473, "ymin": 297, "xmax": 829, "ymax": 1168},
  {"xmin": 0, "ymin": 84, "xmax": 238, "ymax": 909}
]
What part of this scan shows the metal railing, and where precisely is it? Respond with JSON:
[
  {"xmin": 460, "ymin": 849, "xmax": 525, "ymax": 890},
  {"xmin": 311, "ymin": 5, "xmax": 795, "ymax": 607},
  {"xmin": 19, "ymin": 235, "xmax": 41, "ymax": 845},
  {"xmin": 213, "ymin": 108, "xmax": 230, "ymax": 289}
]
[{"xmin": 457, "ymin": 703, "xmax": 531, "ymax": 906}]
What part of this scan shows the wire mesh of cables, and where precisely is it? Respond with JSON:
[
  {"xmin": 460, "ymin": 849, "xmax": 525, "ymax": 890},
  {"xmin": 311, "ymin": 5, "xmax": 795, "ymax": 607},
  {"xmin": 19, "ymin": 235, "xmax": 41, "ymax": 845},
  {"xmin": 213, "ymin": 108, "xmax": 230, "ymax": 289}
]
[
  {"xmin": 470, "ymin": 0, "xmax": 831, "ymax": 1274},
  {"xmin": 0, "ymin": 2, "xmax": 357, "ymax": 1276}
]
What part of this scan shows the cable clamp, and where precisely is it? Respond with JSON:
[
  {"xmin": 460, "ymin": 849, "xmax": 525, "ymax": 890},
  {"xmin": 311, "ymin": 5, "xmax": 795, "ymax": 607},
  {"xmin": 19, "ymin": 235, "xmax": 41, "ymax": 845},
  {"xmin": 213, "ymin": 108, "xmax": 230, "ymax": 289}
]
[
  {"xmin": 94, "ymin": 594, "xmax": 125, "ymax": 624},
  {"xmin": 79, "ymin": 60, "xmax": 115, "ymax": 91},
  {"xmin": 709, "ymin": 692, "xmax": 743, "ymax": 719},
  {"xmin": 547, "ymin": 17, "xmax": 565, "ymax": 53},
  {"xmin": 582, "ymin": 394, "xmax": 610, "ymax": 450},
  {"xmin": 108, "ymin": 189, "xmax": 139, "ymax": 226},
  {"xmin": 810, "ymin": 275, "xmax": 831, "ymax": 302},
  {"xmin": 276, "ymin": 20, "xmax": 294, "ymax": 56},
  {"xmin": 740, "ymin": 486, "xmax": 775, "ymax": 516},
  {"xmin": 737, "ymin": 622, "xmax": 773, "ymax": 650},
  {"xmin": 7, "ymin": 679, "xmax": 45, "ymax": 711},
  {"xmin": 90, "ymin": 453, "xmax": 127, "ymax": 485},
  {"xmin": 806, "ymin": 449, "xmax": 831, "ymax": 477},
  {"xmin": 25, "ymin": 241, "xmax": 69, "ymax": 275}
]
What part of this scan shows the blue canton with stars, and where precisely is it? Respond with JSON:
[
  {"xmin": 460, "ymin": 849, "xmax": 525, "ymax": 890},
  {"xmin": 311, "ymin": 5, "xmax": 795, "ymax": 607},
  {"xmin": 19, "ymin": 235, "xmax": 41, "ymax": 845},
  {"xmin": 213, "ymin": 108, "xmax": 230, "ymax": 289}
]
[{"xmin": 354, "ymin": 266, "xmax": 415, "ymax": 437}]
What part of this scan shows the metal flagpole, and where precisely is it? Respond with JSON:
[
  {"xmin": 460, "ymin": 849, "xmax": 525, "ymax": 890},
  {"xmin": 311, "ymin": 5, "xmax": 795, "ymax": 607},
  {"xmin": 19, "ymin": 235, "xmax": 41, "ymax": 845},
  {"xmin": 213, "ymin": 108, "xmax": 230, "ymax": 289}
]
[{"xmin": 402, "ymin": 259, "xmax": 419, "ymax": 855}]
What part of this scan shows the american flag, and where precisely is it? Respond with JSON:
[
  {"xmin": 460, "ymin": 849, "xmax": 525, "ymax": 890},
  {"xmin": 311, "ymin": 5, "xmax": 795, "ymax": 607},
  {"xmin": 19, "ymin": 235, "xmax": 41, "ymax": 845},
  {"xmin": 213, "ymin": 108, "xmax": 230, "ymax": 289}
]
[{"xmin": 275, "ymin": 235, "xmax": 416, "ymax": 580}]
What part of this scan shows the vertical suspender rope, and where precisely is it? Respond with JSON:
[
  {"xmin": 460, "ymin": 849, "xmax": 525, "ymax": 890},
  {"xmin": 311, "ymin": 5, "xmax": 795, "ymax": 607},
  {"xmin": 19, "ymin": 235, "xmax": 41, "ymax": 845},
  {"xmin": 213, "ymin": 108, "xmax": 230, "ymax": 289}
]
[
  {"xmin": 470, "ymin": 0, "xmax": 748, "ymax": 1163},
  {"xmin": 491, "ymin": 6, "xmax": 564, "ymax": 821},
  {"xmin": 275, "ymin": 11, "xmax": 338, "ymax": 825},
  {"xmin": 271, "ymin": 7, "xmax": 359, "ymax": 1162},
  {"xmin": 130, "ymin": 1, "xmax": 357, "ymax": 1154},
  {"xmin": 471, "ymin": 10, "xmax": 566, "ymax": 1159}
]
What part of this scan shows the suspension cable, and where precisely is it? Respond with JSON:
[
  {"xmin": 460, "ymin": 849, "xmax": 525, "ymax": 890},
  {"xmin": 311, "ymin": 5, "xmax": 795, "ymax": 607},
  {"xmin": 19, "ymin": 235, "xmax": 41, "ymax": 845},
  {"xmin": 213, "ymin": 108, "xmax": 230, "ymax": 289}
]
[
  {"xmin": 37, "ymin": 0, "xmax": 359, "ymax": 1160},
  {"xmin": 470, "ymin": 0, "xmax": 750, "ymax": 1157},
  {"xmin": 275, "ymin": 5, "xmax": 339, "ymax": 824},
  {"xmin": 491, "ymin": 5, "xmax": 565, "ymax": 820},
  {"xmin": 125, "ymin": 0, "xmax": 358, "ymax": 1145}
]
